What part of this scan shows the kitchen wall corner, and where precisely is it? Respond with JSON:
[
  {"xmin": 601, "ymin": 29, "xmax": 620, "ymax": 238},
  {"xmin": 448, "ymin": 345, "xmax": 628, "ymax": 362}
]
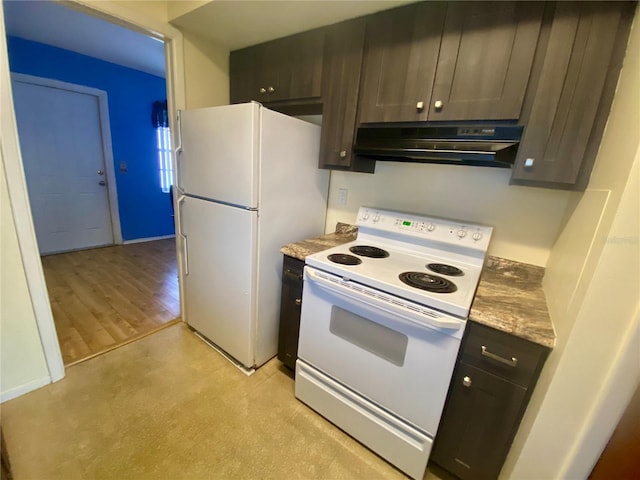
[
  {"xmin": 504, "ymin": 11, "xmax": 640, "ymax": 479},
  {"xmin": 182, "ymin": 30, "xmax": 229, "ymax": 109}
]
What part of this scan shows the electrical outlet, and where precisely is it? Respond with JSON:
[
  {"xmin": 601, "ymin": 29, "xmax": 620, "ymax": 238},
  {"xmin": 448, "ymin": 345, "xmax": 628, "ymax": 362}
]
[{"xmin": 337, "ymin": 188, "xmax": 348, "ymax": 206}]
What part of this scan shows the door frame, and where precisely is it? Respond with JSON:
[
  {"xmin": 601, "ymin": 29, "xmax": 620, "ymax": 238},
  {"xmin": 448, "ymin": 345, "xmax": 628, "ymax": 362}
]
[
  {"xmin": 1, "ymin": 0, "xmax": 186, "ymax": 387},
  {"xmin": 11, "ymin": 72, "xmax": 123, "ymax": 246}
]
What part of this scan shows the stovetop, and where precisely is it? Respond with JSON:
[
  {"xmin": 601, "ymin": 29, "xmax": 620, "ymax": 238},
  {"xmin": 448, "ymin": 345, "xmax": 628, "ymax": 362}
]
[{"xmin": 304, "ymin": 207, "xmax": 493, "ymax": 319}]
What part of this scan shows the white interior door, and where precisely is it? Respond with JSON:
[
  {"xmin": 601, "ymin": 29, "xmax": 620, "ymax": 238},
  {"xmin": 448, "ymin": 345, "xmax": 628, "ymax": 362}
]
[{"xmin": 12, "ymin": 79, "xmax": 115, "ymax": 254}]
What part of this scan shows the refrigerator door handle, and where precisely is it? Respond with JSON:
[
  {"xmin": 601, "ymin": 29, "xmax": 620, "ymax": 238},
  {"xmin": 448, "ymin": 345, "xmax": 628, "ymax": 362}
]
[
  {"xmin": 175, "ymin": 110, "xmax": 184, "ymax": 192},
  {"xmin": 181, "ymin": 233, "xmax": 189, "ymax": 276},
  {"xmin": 177, "ymin": 195, "xmax": 189, "ymax": 276},
  {"xmin": 175, "ymin": 110, "xmax": 183, "ymax": 153}
]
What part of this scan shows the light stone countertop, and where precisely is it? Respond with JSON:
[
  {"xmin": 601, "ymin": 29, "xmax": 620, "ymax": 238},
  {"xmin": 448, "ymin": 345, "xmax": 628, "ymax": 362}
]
[
  {"xmin": 281, "ymin": 227, "xmax": 556, "ymax": 349},
  {"xmin": 470, "ymin": 256, "xmax": 556, "ymax": 349},
  {"xmin": 280, "ymin": 222, "xmax": 358, "ymax": 261}
]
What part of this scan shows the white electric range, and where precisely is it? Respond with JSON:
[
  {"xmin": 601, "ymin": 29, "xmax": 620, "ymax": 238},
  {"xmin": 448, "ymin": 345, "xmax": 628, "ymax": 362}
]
[{"xmin": 295, "ymin": 207, "xmax": 493, "ymax": 479}]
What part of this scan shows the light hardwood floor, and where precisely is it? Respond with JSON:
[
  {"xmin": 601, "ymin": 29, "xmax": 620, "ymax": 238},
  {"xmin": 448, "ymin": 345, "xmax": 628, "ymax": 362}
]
[{"xmin": 41, "ymin": 238, "xmax": 181, "ymax": 366}]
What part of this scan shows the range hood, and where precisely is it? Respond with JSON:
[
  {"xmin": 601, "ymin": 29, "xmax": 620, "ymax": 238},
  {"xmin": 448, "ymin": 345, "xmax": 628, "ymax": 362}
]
[{"xmin": 353, "ymin": 124, "xmax": 524, "ymax": 168}]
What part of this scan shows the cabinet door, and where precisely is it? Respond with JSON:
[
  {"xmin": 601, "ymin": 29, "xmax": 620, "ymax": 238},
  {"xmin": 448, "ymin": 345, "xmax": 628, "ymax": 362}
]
[
  {"xmin": 230, "ymin": 30, "xmax": 324, "ymax": 104},
  {"xmin": 429, "ymin": 1, "xmax": 543, "ymax": 121},
  {"xmin": 229, "ymin": 47, "xmax": 257, "ymax": 104},
  {"xmin": 431, "ymin": 362, "xmax": 527, "ymax": 480},
  {"xmin": 358, "ymin": 2, "xmax": 446, "ymax": 123},
  {"xmin": 255, "ymin": 39, "xmax": 284, "ymax": 100},
  {"xmin": 282, "ymin": 29, "xmax": 324, "ymax": 102},
  {"xmin": 277, "ymin": 256, "xmax": 304, "ymax": 370},
  {"xmin": 511, "ymin": 1, "xmax": 633, "ymax": 188},
  {"xmin": 319, "ymin": 18, "xmax": 367, "ymax": 170}
]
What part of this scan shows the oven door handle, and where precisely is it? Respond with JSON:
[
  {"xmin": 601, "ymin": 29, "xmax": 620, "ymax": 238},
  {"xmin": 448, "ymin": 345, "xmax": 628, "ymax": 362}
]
[{"xmin": 306, "ymin": 269, "xmax": 463, "ymax": 331}]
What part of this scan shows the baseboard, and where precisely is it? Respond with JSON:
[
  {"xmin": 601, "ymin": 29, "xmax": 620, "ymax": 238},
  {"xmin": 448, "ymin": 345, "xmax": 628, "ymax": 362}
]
[
  {"xmin": 122, "ymin": 234, "xmax": 175, "ymax": 245},
  {"xmin": 0, "ymin": 376, "xmax": 51, "ymax": 403}
]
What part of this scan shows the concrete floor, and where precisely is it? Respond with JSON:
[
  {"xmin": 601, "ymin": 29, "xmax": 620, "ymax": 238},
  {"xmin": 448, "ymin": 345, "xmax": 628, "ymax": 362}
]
[{"xmin": 2, "ymin": 323, "xmax": 446, "ymax": 479}]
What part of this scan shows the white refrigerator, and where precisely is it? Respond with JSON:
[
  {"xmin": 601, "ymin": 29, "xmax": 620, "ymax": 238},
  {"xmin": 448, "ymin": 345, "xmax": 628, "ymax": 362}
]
[{"xmin": 176, "ymin": 102, "xmax": 329, "ymax": 369}]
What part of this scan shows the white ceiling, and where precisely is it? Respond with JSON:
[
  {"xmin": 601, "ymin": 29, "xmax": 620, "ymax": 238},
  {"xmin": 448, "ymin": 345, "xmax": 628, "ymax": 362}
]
[
  {"xmin": 3, "ymin": 0, "xmax": 166, "ymax": 77},
  {"xmin": 170, "ymin": 1, "xmax": 415, "ymax": 51},
  {"xmin": 2, "ymin": 0, "xmax": 415, "ymax": 78}
]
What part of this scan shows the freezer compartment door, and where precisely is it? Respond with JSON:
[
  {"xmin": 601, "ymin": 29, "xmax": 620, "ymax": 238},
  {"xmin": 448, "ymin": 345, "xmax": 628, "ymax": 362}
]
[
  {"xmin": 178, "ymin": 103, "xmax": 259, "ymax": 208},
  {"xmin": 180, "ymin": 195, "xmax": 257, "ymax": 367}
]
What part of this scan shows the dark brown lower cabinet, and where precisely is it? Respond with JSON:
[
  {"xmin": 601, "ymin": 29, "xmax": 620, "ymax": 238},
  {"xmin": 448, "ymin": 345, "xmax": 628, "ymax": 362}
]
[
  {"xmin": 431, "ymin": 322, "xmax": 550, "ymax": 480},
  {"xmin": 277, "ymin": 255, "xmax": 305, "ymax": 370}
]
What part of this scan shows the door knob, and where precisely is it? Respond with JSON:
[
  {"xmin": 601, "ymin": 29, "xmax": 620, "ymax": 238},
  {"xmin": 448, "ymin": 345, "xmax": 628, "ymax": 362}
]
[
  {"xmin": 98, "ymin": 180, "xmax": 106, "ymax": 186},
  {"xmin": 462, "ymin": 376, "xmax": 472, "ymax": 387},
  {"xmin": 97, "ymin": 169, "xmax": 104, "ymax": 175}
]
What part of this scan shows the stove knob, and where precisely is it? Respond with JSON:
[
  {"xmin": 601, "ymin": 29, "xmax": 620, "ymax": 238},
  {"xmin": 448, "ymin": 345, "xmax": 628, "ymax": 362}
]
[
  {"xmin": 472, "ymin": 231, "xmax": 483, "ymax": 241},
  {"xmin": 427, "ymin": 223, "xmax": 436, "ymax": 232},
  {"xmin": 363, "ymin": 213, "xmax": 370, "ymax": 221},
  {"xmin": 457, "ymin": 229, "xmax": 467, "ymax": 238},
  {"xmin": 373, "ymin": 214, "xmax": 380, "ymax": 223}
]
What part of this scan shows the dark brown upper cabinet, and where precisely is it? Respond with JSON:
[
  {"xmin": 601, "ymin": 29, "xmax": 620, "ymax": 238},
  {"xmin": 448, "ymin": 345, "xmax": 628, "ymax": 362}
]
[
  {"xmin": 358, "ymin": 2, "xmax": 446, "ymax": 124},
  {"xmin": 511, "ymin": 1, "xmax": 635, "ymax": 190},
  {"xmin": 230, "ymin": 28, "xmax": 325, "ymax": 106},
  {"xmin": 429, "ymin": 2, "xmax": 544, "ymax": 121},
  {"xmin": 319, "ymin": 18, "xmax": 373, "ymax": 172},
  {"xmin": 358, "ymin": 2, "xmax": 544, "ymax": 124}
]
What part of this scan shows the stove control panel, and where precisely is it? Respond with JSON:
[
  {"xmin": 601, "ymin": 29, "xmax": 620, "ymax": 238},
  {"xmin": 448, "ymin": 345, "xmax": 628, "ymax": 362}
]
[{"xmin": 356, "ymin": 207, "xmax": 493, "ymax": 252}]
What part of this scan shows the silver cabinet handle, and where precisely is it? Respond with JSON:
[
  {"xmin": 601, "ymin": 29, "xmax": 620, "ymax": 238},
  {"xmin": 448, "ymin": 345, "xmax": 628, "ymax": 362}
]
[
  {"xmin": 267, "ymin": 86, "xmax": 275, "ymax": 93},
  {"xmin": 97, "ymin": 169, "xmax": 104, "ymax": 175},
  {"xmin": 339, "ymin": 150, "xmax": 347, "ymax": 158},
  {"xmin": 295, "ymin": 298, "xmax": 302, "ymax": 306},
  {"xmin": 416, "ymin": 101, "xmax": 425, "ymax": 111},
  {"xmin": 481, "ymin": 345, "xmax": 518, "ymax": 367},
  {"xmin": 434, "ymin": 100, "xmax": 443, "ymax": 110},
  {"xmin": 462, "ymin": 376, "xmax": 472, "ymax": 387},
  {"xmin": 259, "ymin": 87, "xmax": 267, "ymax": 94}
]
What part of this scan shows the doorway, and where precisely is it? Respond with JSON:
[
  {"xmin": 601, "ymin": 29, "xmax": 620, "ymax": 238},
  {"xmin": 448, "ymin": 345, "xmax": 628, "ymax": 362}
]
[{"xmin": 4, "ymin": 4, "xmax": 182, "ymax": 367}]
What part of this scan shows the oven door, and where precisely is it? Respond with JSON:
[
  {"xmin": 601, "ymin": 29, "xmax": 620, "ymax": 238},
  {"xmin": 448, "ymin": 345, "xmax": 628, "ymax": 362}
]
[{"xmin": 297, "ymin": 266, "xmax": 464, "ymax": 435}]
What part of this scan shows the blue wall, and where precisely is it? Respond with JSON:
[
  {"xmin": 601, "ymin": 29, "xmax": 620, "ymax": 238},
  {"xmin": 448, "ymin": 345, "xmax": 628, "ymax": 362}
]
[{"xmin": 7, "ymin": 36, "xmax": 174, "ymax": 241}]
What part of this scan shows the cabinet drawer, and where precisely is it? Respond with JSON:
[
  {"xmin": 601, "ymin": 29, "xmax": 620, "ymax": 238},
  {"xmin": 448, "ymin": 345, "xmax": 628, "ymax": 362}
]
[
  {"xmin": 461, "ymin": 322, "xmax": 547, "ymax": 388},
  {"xmin": 282, "ymin": 256, "xmax": 304, "ymax": 283}
]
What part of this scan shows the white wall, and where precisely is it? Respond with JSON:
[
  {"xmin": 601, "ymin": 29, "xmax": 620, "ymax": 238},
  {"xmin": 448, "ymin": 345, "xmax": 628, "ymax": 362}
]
[
  {"xmin": 0, "ymin": 6, "xmax": 51, "ymax": 399},
  {"xmin": 504, "ymin": 11, "xmax": 640, "ymax": 479},
  {"xmin": 182, "ymin": 30, "xmax": 229, "ymax": 109},
  {"xmin": 0, "ymin": 153, "xmax": 50, "ymax": 401},
  {"xmin": 327, "ymin": 164, "xmax": 570, "ymax": 266}
]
